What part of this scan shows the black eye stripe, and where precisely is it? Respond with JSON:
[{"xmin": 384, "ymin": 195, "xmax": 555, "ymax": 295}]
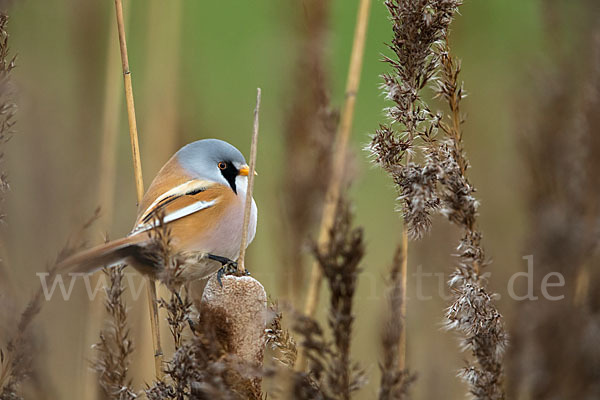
[{"xmin": 218, "ymin": 161, "xmax": 238, "ymax": 194}]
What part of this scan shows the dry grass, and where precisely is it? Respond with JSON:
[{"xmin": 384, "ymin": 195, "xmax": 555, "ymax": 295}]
[
  {"xmin": 274, "ymin": 196, "xmax": 367, "ymax": 400},
  {"xmin": 435, "ymin": 46, "xmax": 507, "ymax": 400},
  {"xmin": 299, "ymin": 0, "xmax": 372, "ymax": 369},
  {"xmin": 112, "ymin": 0, "xmax": 164, "ymax": 379},
  {"xmin": 265, "ymin": 304, "xmax": 297, "ymax": 370},
  {"xmin": 378, "ymin": 245, "xmax": 415, "ymax": 400},
  {"xmin": 93, "ymin": 266, "xmax": 137, "ymax": 400},
  {"xmin": 368, "ymin": 1, "xmax": 507, "ymax": 398},
  {"xmin": 310, "ymin": 197, "xmax": 365, "ymax": 400}
]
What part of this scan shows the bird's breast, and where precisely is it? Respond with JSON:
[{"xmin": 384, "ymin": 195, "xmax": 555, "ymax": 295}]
[{"xmin": 171, "ymin": 188, "xmax": 257, "ymax": 262}]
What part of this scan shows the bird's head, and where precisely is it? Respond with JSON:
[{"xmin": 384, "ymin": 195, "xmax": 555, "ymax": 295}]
[{"xmin": 177, "ymin": 138, "xmax": 256, "ymax": 194}]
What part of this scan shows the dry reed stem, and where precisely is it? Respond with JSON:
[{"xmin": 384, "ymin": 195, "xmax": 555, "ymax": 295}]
[
  {"xmin": 113, "ymin": 0, "xmax": 164, "ymax": 379},
  {"xmin": 298, "ymin": 0, "xmax": 371, "ymax": 370},
  {"xmin": 114, "ymin": 0, "xmax": 143, "ymax": 201},
  {"xmin": 82, "ymin": 14, "xmax": 125, "ymax": 400},
  {"xmin": 396, "ymin": 30, "xmax": 415, "ymax": 366},
  {"xmin": 396, "ymin": 44, "xmax": 415, "ymax": 369},
  {"xmin": 393, "ymin": 0, "xmax": 422, "ymax": 357},
  {"xmin": 398, "ymin": 225, "xmax": 407, "ymax": 372},
  {"xmin": 379, "ymin": 244, "xmax": 415, "ymax": 400},
  {"xmin": 236, "ymin": 88, "xmax": 261, "ymax": 274}
]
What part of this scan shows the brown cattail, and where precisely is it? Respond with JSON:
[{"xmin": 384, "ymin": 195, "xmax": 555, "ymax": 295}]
[{"xmin": 199, "ymin": 274, "xmax": 268, "ymax": 398}]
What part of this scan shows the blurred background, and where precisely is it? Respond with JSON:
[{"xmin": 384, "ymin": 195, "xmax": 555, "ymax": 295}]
[{"xmin": 1, "ymin": 0, "xmax": 599, "ymax": 399}]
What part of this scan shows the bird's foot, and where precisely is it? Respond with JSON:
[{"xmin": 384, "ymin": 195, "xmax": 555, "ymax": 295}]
[
  {"xmin": 216, "ymin": 262, "xmax": 238, "ymax": 287},
  {"xmin": 207, "ymin": 254, "xmax": 250, "ymax": 287}
]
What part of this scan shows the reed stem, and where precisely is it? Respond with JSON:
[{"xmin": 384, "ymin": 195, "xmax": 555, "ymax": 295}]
[
  {"xmin": 237, "ymin": 88, "xmax": 261, "ymax": 274},
  {"xmin": 298, "ymin": 0, "xmax": 371, "ymax": 370},
  {"xmin": 398, "ymin": 132, "xmax": 412, "ymax": 372},
  {"xmin": 113, "ymin": 0, "xmax": 164, "ymax": 379},
  {"xmin": 398, "ymin": 225, "xmax": 408, "ymax": 371}
]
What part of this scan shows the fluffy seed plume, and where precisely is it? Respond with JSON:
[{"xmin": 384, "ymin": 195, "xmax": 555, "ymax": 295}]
[
  {"xmin": 378, "ymin": 245, "xmax": 416, "ymax": 400},
  {"xmin": 434, "ymin": 45, "xmax": 507, "ymax": 400},
  {"xmin": 368, "ymin": 0, "xmax": 461, "ymax": 239},
  {"xmin": 369, "ymin": 1, "xmax": 508, "ymax": 398},
  {"xmin": 288, "ymin": 196, "xmax": 366, "ymax": 400},
  {"xmin": 93, "ymin": 266, "xmax": 137, "ymax": 400}
]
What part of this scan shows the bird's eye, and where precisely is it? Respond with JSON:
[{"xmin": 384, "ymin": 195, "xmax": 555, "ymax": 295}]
[{"xmin": 218, "ymin": 161, "xmax": 227, "ymax": 170}]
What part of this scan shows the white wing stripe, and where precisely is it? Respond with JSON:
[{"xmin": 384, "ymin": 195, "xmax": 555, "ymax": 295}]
[
  {"xmin": 164, "ymin": 199, "xmax": 216, "ymax": 224},
  {"xmin": 132, "ymin": 199, "xmax": 217, "ymax": 235}
]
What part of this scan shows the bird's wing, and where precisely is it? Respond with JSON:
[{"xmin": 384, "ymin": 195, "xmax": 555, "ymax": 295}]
[{"xmin": 132, "ymin": 179, "xmax": 220, "ymax": 234}]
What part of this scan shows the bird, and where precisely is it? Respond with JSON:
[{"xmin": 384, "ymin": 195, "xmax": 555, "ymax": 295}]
[{"xmin": 59, "ymin": 138, "xmax": 258, "ymax": 282}]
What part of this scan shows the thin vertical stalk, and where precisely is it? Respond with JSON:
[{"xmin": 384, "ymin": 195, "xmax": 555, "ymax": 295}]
[
  {"xmin": 398, "ymin": 226, "xmax": 408, "ymax": 371},
  {"xmin": 113, "ymin": 0, "xmax": 164, "ymax": 379},
  {"xmin": 114, "ymin": 0, "xmax": 143, "ymax": 199},
  {"xmin": 237, "ymin": 88, "xmax": 261, "ymax": 274},
  {"xmin": 82, "ymin": 10, "xmax": 124, "ymax": 399},
  {"xmin": 298, "ymin": 0, "xmax": 371, "ymax": 370},
  {"xmin": 397, "ymin": 133, "xmax": 412, "ymax": 372}
]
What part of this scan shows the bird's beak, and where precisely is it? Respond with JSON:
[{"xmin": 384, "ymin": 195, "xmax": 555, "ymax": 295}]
[{"xmin": 239, "ymin": 165, "xmax": 258, "ymax": 176}]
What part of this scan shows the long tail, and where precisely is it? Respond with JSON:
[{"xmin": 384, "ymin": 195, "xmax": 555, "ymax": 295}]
[{"xmin": 58, "ymin": 234, "xmax": 149, "ymax": 275}]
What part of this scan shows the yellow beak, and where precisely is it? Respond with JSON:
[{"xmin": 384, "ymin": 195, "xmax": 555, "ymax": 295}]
[{"xmin": 239, "ymin": 165, "xmax": 258, "ymax": 176}]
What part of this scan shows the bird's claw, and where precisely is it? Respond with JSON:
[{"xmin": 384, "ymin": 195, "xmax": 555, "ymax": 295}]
[
  {"xmin": 207, "ymin": 254, "xmax": 250, "ymax": 287},
  {"xmin": 216, "ymin": 261, "xmax": 238, "ymax": 287},
  {"xmin": 207, "ymin": 254, "xmax": 239, "ymax": 287}
]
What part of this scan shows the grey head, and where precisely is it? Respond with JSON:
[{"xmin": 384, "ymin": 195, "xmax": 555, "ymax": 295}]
[{"xmin": 176, "ymin": 139, "xmax": 249, "ymax": 194}]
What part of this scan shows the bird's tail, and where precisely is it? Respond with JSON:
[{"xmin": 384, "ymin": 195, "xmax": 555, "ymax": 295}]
[{"xmin": 58, "ymin": 234, "xmax": 149, "ymax": 275}]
